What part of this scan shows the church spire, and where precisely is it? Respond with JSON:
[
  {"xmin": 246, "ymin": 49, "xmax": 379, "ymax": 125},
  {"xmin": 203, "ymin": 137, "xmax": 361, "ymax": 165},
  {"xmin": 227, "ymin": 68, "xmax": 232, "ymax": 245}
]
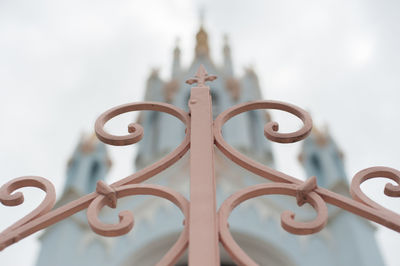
[
  {"xmin": 195, "ymin": 10, "xmax": 210, "ymax": 58},
  {"xmin": 195, "ymin": 26, "xmax": 210, "ymax": 57},
  {"xmin": 171, "ymin": 38, "xmax": 181, "ymax": 78},
  {"xmin": 223, "ymin": 34, "xmax": 233, "ymax": 76}
]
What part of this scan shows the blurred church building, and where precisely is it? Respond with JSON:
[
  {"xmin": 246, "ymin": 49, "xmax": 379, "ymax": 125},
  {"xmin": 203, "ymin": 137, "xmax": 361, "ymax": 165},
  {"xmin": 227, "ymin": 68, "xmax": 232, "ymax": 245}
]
[{"xmin": 36, "ymin": 24, "xmax": 384, "ymax": 266}]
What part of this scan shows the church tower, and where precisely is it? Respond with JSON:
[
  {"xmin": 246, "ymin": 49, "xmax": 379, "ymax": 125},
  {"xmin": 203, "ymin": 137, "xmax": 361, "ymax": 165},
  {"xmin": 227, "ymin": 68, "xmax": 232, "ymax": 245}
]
[
  {"xmin": 299, "ymin": 127, "xmax": 347, "ymax": 189},
  {"xmin": 297, "ymin": 127, "xmax": 384, "ymax": 266},
  {"xmin": 36, "ymin": 134, "xmax": 112, "ymax": 266},
  {"xmin": 36, "ymin": 24, "xmax": 384, "ymax": 266},
  {"xmin": 64, "ymin": 134, "xmax": 112, "ymax": 195}
]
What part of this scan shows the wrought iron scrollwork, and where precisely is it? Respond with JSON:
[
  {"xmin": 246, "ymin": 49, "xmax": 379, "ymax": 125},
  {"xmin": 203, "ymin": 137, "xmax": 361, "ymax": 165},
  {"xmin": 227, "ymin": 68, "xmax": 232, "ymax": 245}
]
[
  {"xmin": 93, "ymin": 101, "xmax": 191, "ymax": 265},
  {"xmin": 214, "ymin": 100, "xmax": 312, "ymax": 184},
  {"xmin": 351, "ymin": 166, "xmax": 400, "ymax": 207},
  {"xmin": 94, "ymin": 101, "xmax": 190, "ymax": 186},
  {"xmin": 95, "ymin": 101, "xmax": 189, "ymax": 146},
  {"xmin": 0, "ymin": 176, "xmax": 56, "ymax": 250},
  {"xmin": 213, "ymin": 99, "xmax": 400, "ymax": 264},
  {"xmin": 218, "ymin": 182, "xmax": 328, "ymax": 266},
  {"xmin": 0, "ymin": 101, "xmax": 191, "ymax": 266},
  {"xmin": 88, "ymin": 182, "xmax": 189, "ymax": 265},
  {"xmin": 0, "ymin": 66, "xmax": 399, "ymax": 266}
]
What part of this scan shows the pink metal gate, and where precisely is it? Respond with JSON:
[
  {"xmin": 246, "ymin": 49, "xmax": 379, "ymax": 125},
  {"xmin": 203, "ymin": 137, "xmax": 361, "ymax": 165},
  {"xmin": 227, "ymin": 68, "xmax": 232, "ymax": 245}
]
[{"xmin": 0, "ymin": 65, "xmax": 399, "ymax": 266}]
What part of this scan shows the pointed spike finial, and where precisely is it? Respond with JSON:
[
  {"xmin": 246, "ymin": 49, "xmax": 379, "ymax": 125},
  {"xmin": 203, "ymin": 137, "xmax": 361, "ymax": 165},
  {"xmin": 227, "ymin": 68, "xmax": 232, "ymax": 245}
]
[
  {"xmin": 173, "ymin": 37, "xmax": 181, "ymax": 57},
  {"xmin": 223, "ymin": 34, "xmax": 231, "ymax": 57},
  {"xmin": 186, "ymin": 64, "xmax": 217, "ymax": 87}
]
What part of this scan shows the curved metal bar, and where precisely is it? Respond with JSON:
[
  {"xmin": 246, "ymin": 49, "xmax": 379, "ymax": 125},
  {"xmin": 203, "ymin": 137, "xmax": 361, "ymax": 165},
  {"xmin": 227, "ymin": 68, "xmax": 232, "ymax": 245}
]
[
  {"xmin": 315, "ymin": 185, "xmax": 400, "ymax": 232},
  {"xmin": 218, "ymin": 182, "xmax": 328, "ymax": 266},
  {"xmin": 310, "ymin": 166, "xmax": 400, "ymax": 232},
  {"xmin": 96, "ymin": 101, "xmax": 191, "ymax": 187},
  {"xmin": 351, "ymin": 166, "xmax": 400, "ymax": 207},
  {"xmin": 87, "ymin": 183, "xmax": 189, "ymax": 266},
  {"xmin": 95, "ymin": 101, "xmax": 189, "ymax": 146},
  {"xmin": 0, "ymin": 176, "xmax": 56, "ymax": 237},
  {"xmin": 0, "ymin": 191, "xmax": 96, "ymax": 251},
  {"xmin": 214, "ymin": 100, "xmax": 312, "ymax": 184},
  {"xmin": 309, "ymin": 166, "xmax": 400, "ymax": 232},
  {"xmin": 215, "ymin": 100, "xmax": 312, "ymax": 144}
]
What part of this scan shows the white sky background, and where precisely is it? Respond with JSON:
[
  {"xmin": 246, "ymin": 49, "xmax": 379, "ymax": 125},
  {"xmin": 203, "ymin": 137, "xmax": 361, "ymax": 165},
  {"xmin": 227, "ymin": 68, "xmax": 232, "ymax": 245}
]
[{"xmin": 1, "ymin": 0, "xmax": 400, "ymax": 265}]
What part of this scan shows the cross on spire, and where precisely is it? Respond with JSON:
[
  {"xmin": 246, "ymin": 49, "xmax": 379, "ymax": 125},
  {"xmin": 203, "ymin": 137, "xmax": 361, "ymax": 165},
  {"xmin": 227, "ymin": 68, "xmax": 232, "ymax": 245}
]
[{"xmin": 186, "ymin": 64, "xmax": 217, "ymax": 87}]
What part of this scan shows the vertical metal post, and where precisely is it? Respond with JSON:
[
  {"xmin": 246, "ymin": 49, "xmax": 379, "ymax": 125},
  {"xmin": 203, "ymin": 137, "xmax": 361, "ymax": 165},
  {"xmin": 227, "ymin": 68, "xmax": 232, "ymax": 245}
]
[{"xmin": 187, "ymin": 65, "xmax": 219, "ymax": 265}]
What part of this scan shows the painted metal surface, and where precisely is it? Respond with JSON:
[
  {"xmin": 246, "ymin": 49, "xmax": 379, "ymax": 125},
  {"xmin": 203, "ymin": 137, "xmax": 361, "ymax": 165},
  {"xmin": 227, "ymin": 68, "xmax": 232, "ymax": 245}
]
[
  {"xmin": 187, "ymin": 65, "xmax": 219, "ymax": 265},
  {"xmin": 1, "ymin": 65, "xmax": 400, "ymax": 265}
]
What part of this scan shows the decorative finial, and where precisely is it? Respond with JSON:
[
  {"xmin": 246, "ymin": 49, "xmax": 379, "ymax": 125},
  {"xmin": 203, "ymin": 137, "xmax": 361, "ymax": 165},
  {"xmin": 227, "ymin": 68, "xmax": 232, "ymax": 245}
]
[
  {"xmin": 173, "ymin": 37, "xmax": 181, "ymax": 57},
  {"xmin": 186, "ymin": 64, "xmax": 217, "ymax": 87},
  {"xmin": 223, "ymin": 34, "xmax": 231, "ymax": 56},
  {"xmin": 149, "ymin": 68, "xmax": 160, "ymax": 78}
]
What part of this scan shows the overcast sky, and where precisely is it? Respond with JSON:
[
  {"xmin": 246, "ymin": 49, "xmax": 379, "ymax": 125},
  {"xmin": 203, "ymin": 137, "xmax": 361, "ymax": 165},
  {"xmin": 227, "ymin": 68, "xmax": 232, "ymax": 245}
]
[{"xmin": 1, "ymin": 0, "xmax": 400, "ymax": 265}]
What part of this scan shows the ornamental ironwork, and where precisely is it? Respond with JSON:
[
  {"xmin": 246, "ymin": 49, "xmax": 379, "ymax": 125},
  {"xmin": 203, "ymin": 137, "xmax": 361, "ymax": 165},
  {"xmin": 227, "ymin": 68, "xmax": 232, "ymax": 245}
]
[{"xmin": 0, "ymin": 65, "xmax": 399, "ymax": 266}]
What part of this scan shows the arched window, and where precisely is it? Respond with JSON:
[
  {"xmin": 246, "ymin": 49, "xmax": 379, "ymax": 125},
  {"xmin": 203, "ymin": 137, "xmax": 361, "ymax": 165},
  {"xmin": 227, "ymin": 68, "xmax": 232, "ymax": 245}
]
[
  {"xmin": 248, "ymin": 110, "xmax": 259, "ymax": 151},
  {"xmin": 210, "ymin": 90, "xmax": 220, "ymax": 118},
  {"xmin": 88, "ymin": 161, "xmax": 100, "ymax": 193},
  {"xmin": 310, "ymin": 154, "xmax": 322, "ymax": 175},
  {"xmin": 150, "ymin": 111, "xmax": 160, "ymax": 154}
]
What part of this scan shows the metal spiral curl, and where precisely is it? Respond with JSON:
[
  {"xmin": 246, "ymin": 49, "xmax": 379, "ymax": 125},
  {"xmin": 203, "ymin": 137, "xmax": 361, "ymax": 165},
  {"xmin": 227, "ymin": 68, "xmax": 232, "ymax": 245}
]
[
  {"xmin": 95, "ymin": 101, "xmax": 189, "ymax": 146},
  {"xmin": 351, "ymin": 167, "xmax": 400, "ymax": 211},
  {"xmin": 215, "ymin": 100, "xmax": 312, "ymax": 144},
  {"xmin": 214, "ymin": 100, "xmax": 312, "ymax": 184},
  {"xmin": 218, "ymin": 182, "xmax": 328, "ymax": 266},
  {"xmin": 0, "ymin": 176, "xmax": 56, "ymax": 243},
  {"xmin": 87, "ymin": 183, "xmax": 189, "ymax": 265}
]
